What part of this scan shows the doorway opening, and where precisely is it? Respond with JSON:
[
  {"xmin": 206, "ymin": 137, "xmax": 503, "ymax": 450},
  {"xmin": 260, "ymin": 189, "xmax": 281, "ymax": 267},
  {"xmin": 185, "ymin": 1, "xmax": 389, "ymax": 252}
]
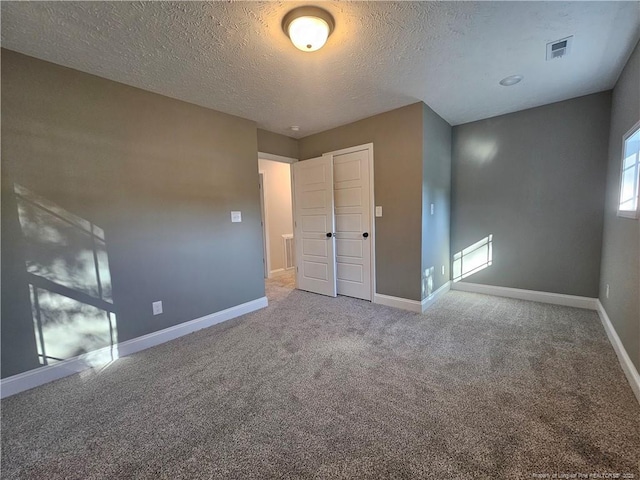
[{"xmin": 258, "ymin": 153, "xmax": 297, "ymax": 296}]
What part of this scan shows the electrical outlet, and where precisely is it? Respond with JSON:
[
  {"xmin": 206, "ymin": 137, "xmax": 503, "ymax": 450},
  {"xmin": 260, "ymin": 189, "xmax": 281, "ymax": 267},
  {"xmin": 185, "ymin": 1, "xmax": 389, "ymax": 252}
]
[
  {"xmin": 430, "ymin": 203, "xmax": 435, "ymax": 215},
  {"xmin": 605, "ymin": 284, "xmax": 610, "ymax": 299},
  {"xmin": 441, "ymin": 265, "xmax": 445, "ymax": 275},
  {"xmin": 152, "ymin": 301, "xmax": 163, "ymax": 315}
]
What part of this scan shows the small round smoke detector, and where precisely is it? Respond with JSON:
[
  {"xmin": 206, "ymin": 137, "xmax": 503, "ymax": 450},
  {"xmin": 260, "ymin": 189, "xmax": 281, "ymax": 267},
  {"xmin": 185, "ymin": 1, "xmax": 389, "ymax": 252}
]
[
  {"xmin": 499, "ymin": 75, "xmax": 524, "ymax": 86},
  {"xmin": 290, "ymin": 126, "xmax": 300, "ymax": 132}
]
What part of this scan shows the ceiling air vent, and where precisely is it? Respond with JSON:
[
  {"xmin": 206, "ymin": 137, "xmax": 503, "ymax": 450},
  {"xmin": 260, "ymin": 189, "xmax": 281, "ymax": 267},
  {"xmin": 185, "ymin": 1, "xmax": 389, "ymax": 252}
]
[{"xmin": 546, "ymin": 36, "xmax": 573, "ymax": 60}]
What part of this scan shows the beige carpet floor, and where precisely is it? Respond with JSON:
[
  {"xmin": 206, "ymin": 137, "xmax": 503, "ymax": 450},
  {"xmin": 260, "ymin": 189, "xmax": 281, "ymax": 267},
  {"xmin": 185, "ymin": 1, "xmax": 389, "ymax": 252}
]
[{"xmin": 1, "ymin": 276, "xmax": 639, "ymax": 479}]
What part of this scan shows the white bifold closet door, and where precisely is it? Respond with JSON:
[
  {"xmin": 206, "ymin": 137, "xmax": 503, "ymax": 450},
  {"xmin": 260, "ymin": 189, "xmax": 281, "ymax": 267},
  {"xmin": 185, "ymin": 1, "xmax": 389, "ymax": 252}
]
[
  {"xmin": 292, "ymin": 156, "xmax": 337, "ymax": 297},
  {"xmin": 293, "ymin": 148, "xmax": 372, "ymax": 301},
  {"xmin": 332, "ymin": 149, "xmax": 371, "ymax": 301}
]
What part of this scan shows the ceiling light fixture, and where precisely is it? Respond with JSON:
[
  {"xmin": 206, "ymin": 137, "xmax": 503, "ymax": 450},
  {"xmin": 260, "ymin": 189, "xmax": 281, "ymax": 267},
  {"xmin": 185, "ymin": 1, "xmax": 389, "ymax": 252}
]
[
  {"xmin": 499, "ymin": 75, "xmax": 524, "ymax": 86},
  {"xmin": 282, "ymin": 6, "xmax": 335, "ymax": 52}
]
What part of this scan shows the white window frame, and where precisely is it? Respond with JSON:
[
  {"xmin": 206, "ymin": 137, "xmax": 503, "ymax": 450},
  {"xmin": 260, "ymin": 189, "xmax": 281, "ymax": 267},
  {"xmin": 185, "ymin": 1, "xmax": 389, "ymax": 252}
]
[{"xmin": 618, "ymin": 120, "xmax": 640, "ymax": 219}]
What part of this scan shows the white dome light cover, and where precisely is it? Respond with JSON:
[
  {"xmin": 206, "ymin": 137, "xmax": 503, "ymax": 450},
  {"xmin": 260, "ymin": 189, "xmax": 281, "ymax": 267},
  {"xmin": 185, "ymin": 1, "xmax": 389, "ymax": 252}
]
[{"xmin": 282, "ymin": 6, "xmax": 335, "ymax": 52}]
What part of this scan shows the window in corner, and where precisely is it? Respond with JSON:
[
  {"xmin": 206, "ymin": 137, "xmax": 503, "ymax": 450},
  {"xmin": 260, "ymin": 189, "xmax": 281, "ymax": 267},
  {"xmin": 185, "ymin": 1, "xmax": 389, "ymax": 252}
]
[{"xmin": 618, "ymin": 122, "xmax": 640, "ymax": 218}]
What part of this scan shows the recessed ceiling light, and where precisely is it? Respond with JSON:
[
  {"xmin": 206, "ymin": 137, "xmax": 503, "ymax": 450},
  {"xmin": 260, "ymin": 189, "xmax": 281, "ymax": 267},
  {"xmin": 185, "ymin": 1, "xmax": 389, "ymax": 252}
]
[
  {"xmin": 290, "ymin": 126, "xmax": 300, "ymax": 132},
  {"xmin": 282, "ymin": 6, "xmax": 335, "ymax": 52},
  {"xmin": 499, "ymin": 75, "xmax": 524, "ymax": 86}
]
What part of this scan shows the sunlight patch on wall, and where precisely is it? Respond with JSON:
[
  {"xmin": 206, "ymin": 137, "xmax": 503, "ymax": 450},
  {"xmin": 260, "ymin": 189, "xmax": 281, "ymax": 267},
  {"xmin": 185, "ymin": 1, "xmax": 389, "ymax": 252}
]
[
  {"xmin": 15, "ymin": 184, "xmax": 117, "ymax": 367},
  {"xmin": 29, "ymin": 286, "xmax": 117, "ymax": 363},
  {"xmin": 422, "ymin": 266, "xmax": 434, "ymax": 298},
  {"xmin": 462, "ymin": 137, "xmax": 498, "ymax": 165},
  {"xmin": 452, "ymin": 235, "xmax": 493, "ymax": 282}
]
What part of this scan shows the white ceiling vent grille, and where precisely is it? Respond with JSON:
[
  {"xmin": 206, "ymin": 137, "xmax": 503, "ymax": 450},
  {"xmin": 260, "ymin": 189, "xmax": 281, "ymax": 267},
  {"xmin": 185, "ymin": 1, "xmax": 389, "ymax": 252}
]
[{"xmin": 546, "ymin": 36, "xmax": 573, "ymax": 60}]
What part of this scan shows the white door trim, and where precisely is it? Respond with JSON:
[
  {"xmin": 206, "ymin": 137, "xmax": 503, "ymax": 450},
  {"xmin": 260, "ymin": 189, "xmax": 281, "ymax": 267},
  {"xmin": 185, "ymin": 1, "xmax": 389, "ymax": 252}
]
[
  {"xmin": 258, "ymin": 171, "xmax": 271, "ymax": 278},
  {"xmin": 258, "ymin": 152, "xmax": 298, "ymax": 164},
  {"xmin": 322, "ymin": 143, "xmax": 376, "ymax": 302},
  {"xmin": 290, "ymin": 164, "xmax": 298, "ymax": 289}
]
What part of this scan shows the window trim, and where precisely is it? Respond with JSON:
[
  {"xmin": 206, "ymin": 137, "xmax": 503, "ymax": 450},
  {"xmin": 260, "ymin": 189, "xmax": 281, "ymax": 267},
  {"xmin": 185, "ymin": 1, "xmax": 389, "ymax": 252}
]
[{"xmin": 617, "ymin": 119, "xmax": 640, "ymax": 220}]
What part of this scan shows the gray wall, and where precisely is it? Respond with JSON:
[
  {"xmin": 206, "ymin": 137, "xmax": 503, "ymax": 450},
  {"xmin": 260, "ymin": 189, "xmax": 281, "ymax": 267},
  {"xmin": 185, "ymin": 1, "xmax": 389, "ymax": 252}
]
[
  {"xmin": 1, "ymin": 174, "xmax": 42, "ymax": 376},
  {"xmin": 451, "ymin": 92, "xmax": 611, "ymax": 297},
  {"xmin": 422, "ymin": 104, "xmax": 452, "ymax": 299},
  {"xmin": 257, "ymin": 129, "xmax": 299, "ymax": 159},
  {"xmin": 299, "ymin": 103, "xmax": 424, "ymax": 301},
  {"xmin": 1, "ymin": 50, "xmax": 265, "ymax": 378},
  {"xmin": 600, "ymin": 40, "xmax": 640, "ymax": 371}
]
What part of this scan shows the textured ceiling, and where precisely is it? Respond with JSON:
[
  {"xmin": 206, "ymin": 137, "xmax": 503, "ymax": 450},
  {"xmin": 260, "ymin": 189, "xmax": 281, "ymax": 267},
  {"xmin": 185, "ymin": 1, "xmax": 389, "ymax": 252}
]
[{"xmin": 2, "ymin": 1, "xmax": 639, "ymax": 137}]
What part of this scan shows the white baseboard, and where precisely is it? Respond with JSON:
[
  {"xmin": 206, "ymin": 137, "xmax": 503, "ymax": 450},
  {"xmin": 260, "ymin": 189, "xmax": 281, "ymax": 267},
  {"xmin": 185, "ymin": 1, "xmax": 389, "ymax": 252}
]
[
  {"xmin": 596, "ymin": 300, "xmax": 640, "ymax": 404},
  {"xmin": 0, "ymin": 296, "xmax": 268, "ymax": 399},
  {"xmin": 451, "ymin": 282, "xmax": 598, "ymax": 310},
  {"xmin": 268, "ymin": 268, "xmax": 285, "ymax": 278},
  {"xmin": 0, "ymin": 345, "xmax": 119, "ymax": 400},
  {"xmin": 422, "ymin": 281, "xmax": 451, "ymax": 312},
  {"xmin": 374, "ymin": 281, "xmax": 451, "ymax": 313},
  {"xmin": 374, "ymin": 293, "xmax": 423, "ymax": 313},
  {"xmin": 117, "ymin": 296, "xmax": 268, "ymax": 357},
  {"xmin": 447, "ymin": 282, "xmax": 638, "ymax": 404}
]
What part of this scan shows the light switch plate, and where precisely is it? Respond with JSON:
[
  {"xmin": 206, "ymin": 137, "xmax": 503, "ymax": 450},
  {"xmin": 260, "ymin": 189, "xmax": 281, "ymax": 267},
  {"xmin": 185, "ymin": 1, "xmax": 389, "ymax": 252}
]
[
  {"xmin": 152, "ymin": 301, "xmax": 163, "ymax": 315},
  {"xmin": 375, "ymin": 206, "xmax": 382, "ymax": 217},
  {"xmin": 231, "ymin": 211, "xmax": 242, "ymax": 223}
]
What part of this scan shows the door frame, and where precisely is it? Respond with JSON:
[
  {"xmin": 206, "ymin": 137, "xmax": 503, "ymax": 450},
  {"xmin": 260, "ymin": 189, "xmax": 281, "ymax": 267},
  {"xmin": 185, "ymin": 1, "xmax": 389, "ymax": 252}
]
[
  {"xmin": 258, "ymin": 172, "xmax": 270, "ymax": 278},
  {"xmin": 258, "ymin": 152, "xmax": 298, "ymax": 165},
  {"xmin": 258, "ymin": 152, "xmax": 298, "ymax": 280},
  {"xmin": 321, "ymin": 143, "xmax": 376, "ymax": 302}
]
